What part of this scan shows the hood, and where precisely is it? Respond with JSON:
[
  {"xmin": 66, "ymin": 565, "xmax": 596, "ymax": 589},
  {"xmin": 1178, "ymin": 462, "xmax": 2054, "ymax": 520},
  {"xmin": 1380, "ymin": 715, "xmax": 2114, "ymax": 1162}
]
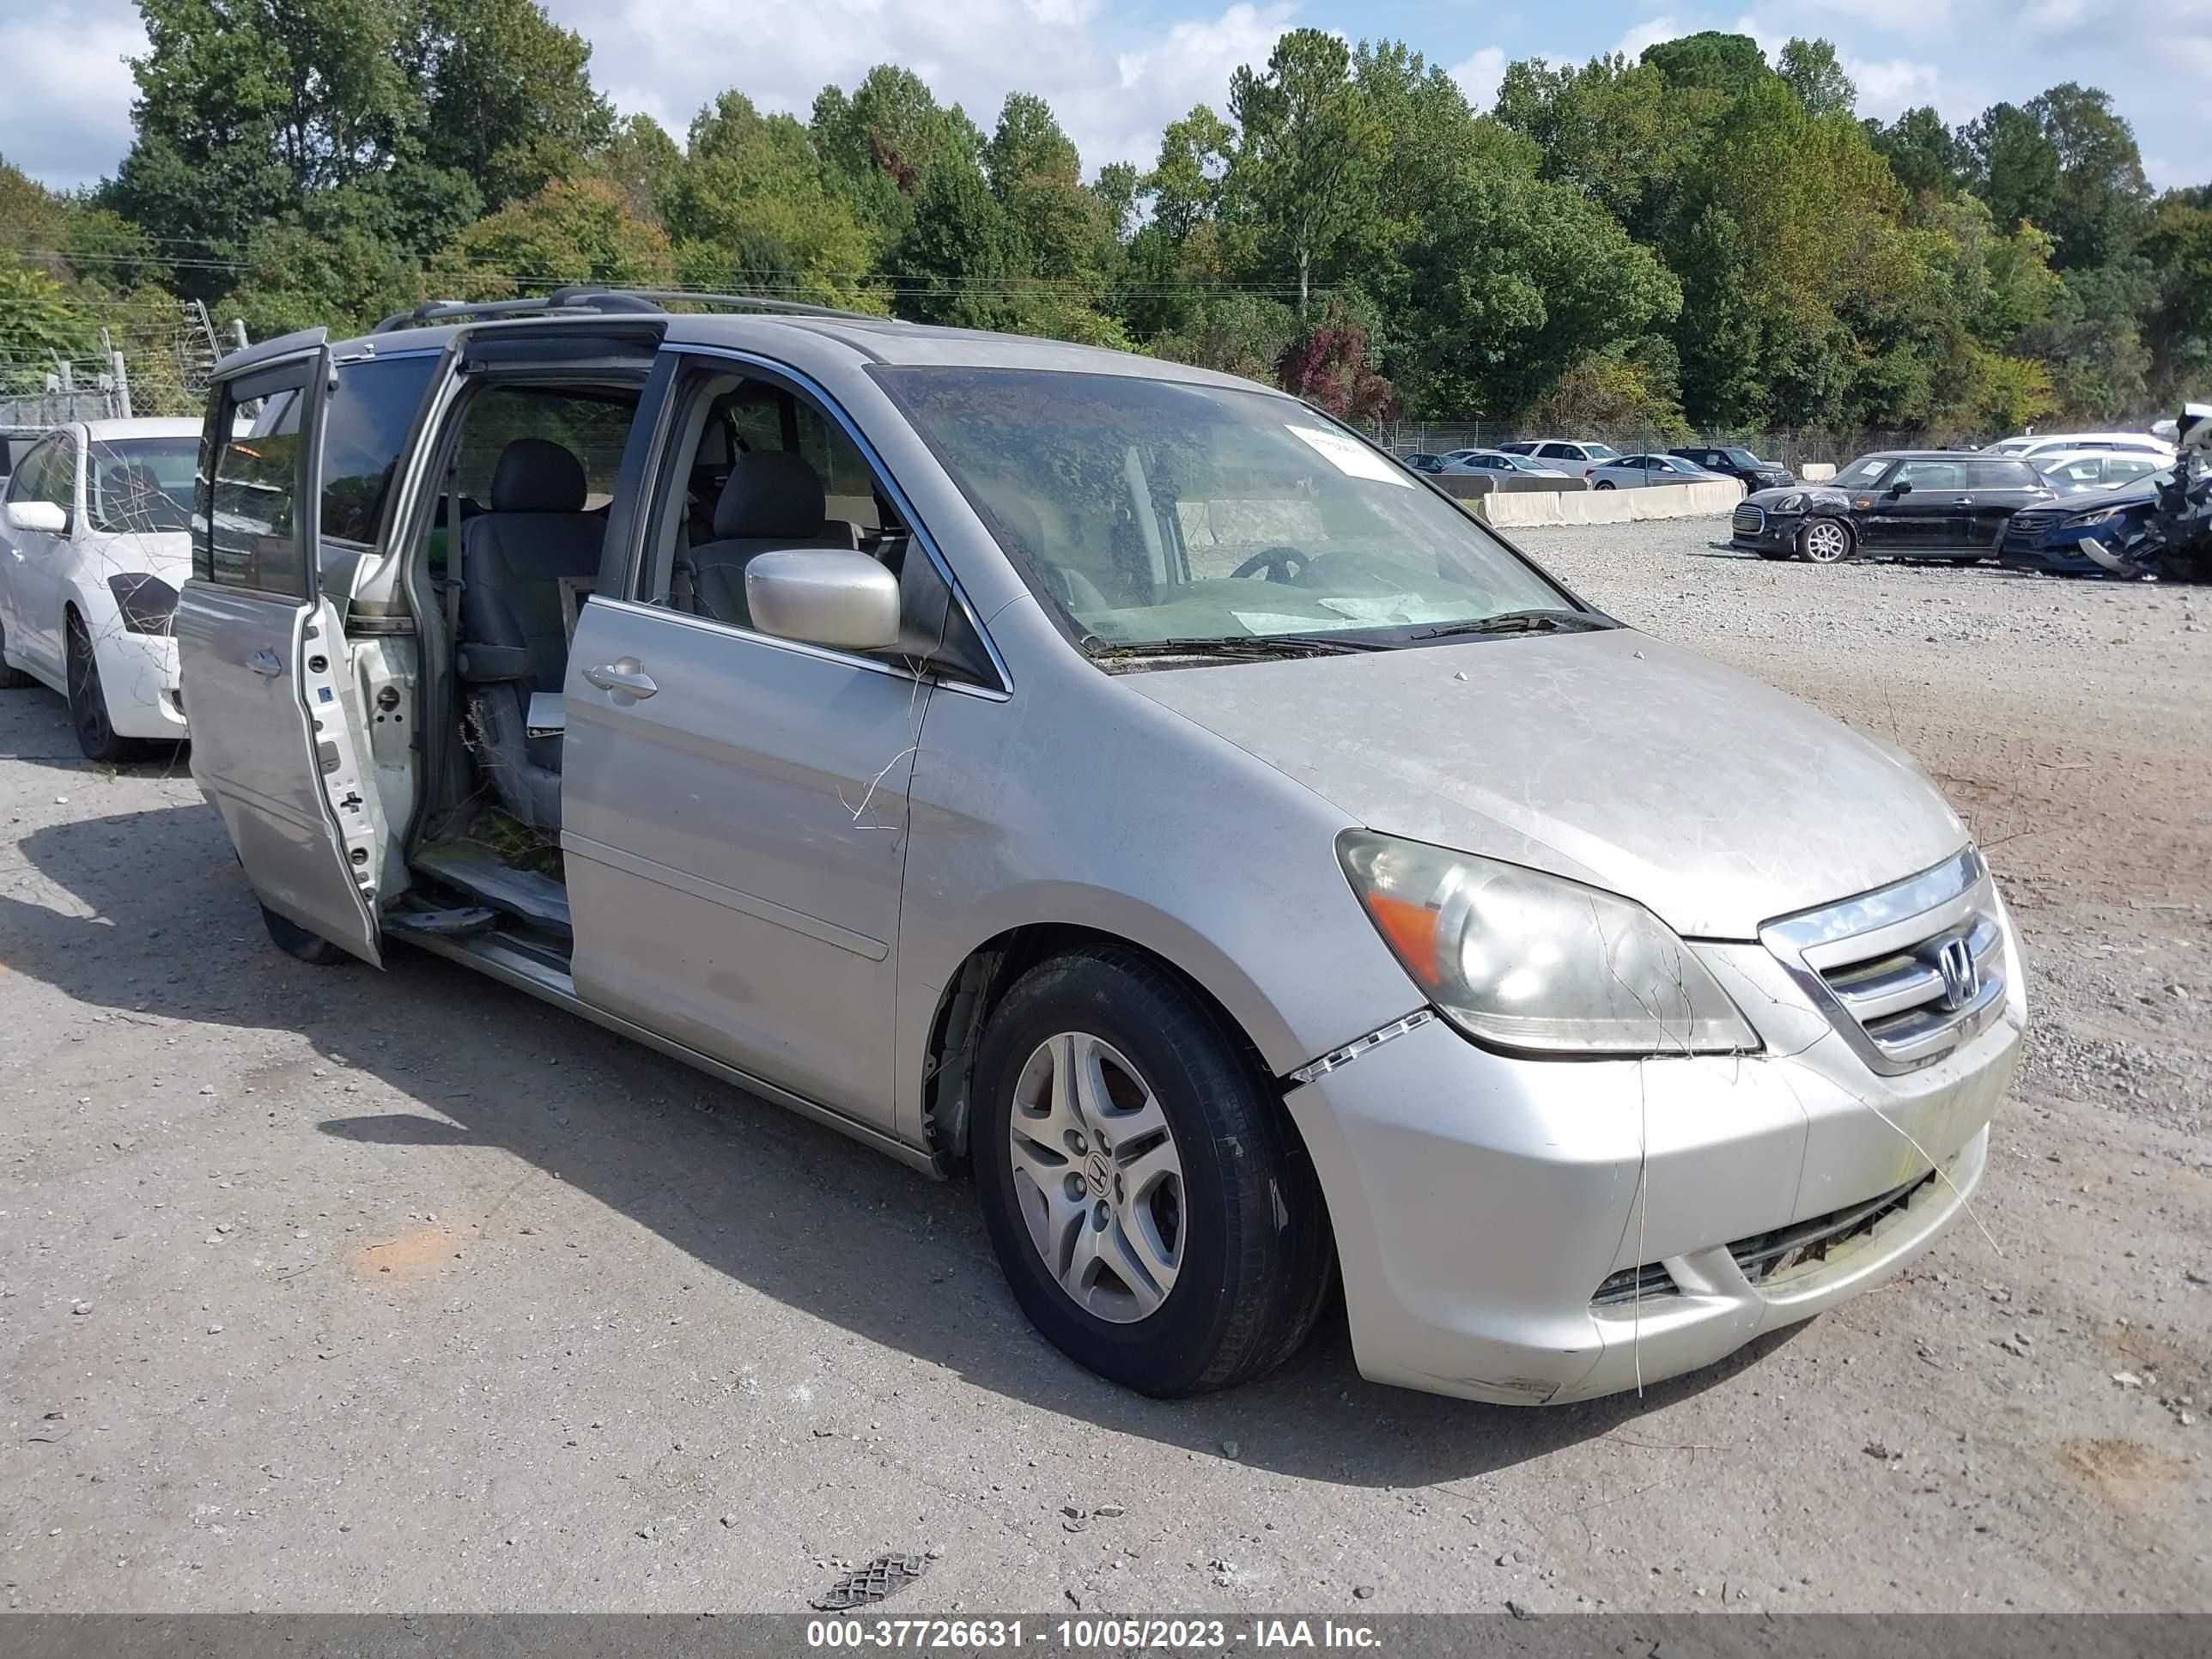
[
  {"xmin": 1124, "ymin": 629, "xmax": 1967, "ymax": 940},
  {"xmin": 84, "ymin": 528, "xmax": 193, "ymax": 582},
  {"xmin": 1745, "ymin": 483, "xmax": 1846, "ymax": 508}
]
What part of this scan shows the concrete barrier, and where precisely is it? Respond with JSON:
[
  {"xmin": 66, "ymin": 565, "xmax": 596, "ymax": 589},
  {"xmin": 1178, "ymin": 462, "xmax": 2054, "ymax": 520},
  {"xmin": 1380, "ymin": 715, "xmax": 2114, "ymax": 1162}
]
[
  {"xmin": 1802, "ymin": 463, "xmax": 1837, "ymax": 482},
  {"xmin": 1474, "ymin": 476, "xmax": 1743, "ymax": 527}
]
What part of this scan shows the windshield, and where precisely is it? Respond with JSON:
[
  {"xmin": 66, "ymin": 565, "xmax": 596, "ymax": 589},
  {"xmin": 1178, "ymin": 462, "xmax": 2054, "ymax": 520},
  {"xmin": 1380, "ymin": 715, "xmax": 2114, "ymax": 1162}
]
[
  {"xmin": 876, "ymin": 368, "xmax": 1576, "ymax": 649},
  {"xmin": 1724, "ymin": 448, "xmax": 1761, "ymax": 467},
  {"xmin": 1832, "ymin": 456, "xmax": 1893, "ymax": 489},
  {"xmin": 1583, "ymin": 443, "xmax": 1620, "ymax": 459},
  {"xmin": 85, "ymin": 438, "xmax": 198, "ymax": 534}
]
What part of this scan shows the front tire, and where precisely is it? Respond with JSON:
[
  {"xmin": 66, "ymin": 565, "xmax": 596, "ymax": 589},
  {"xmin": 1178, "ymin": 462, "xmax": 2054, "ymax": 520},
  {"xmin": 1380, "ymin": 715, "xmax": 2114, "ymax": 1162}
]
[
  {"xmin": 1799, "ymin": 517, "xmax": 1854, "ymax": 564},
  {"xmin": 66, "ymin": 612, "xmax": 134, "ymax": 762},
  {"xmin": 259, "ymin": 902, "xmax": 353, "ymax": 966},
  {"xmin": 1593, "ymin": 479, "xmax": 1615, "ymax": 490},
  {"xmin": 972, "ymin": 947, "xmax": 1332, "ymax": 1396}
]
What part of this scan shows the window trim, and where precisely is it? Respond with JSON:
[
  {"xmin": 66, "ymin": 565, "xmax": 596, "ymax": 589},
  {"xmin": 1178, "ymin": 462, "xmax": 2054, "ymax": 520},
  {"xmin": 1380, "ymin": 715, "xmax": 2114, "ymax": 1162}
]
[{"xmin": 629, "ymin": 344, "xmax": 1013, "ymax": 700}]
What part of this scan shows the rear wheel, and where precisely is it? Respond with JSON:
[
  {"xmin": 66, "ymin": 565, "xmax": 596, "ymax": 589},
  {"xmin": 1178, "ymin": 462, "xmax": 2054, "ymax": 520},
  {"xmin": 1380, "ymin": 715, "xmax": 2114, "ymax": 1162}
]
[
  {"xmin": 66, "ymin": 612, "xmax": 135, "ymax": 762},
  {"xmin": 259, "ymin": 903, "xmax": 354, "ymax": 966},
  {"xmin": 1593, "ymin": 479, "xmax": 1615, "ymax": 490},
  {"xmin": 972, "ymin": 947, "xmax": 1332, "ymax": 1396},
  {"xmin": 1799, "ymin": 517, "xmax": 1854, "ymax": 564},
  {"xmin": 0, "ymin": 616, "xmax": 33, "ymax": 688}
]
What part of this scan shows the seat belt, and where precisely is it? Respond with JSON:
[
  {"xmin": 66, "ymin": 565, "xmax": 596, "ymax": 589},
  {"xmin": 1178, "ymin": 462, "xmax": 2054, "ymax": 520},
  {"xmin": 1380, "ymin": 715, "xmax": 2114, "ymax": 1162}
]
[{"xmin": 438, "ymin": 465, "xmax": 465, "ymax": 657}]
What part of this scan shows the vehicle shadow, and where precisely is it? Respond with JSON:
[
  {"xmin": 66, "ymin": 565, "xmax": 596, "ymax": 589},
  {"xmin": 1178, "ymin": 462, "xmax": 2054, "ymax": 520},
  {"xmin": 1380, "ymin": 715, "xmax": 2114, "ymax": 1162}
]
[
  {"xmin": 0, "ymin": 689, "xmax": 191, "ymax": 775},
  {"xmin": 3, "ymin": 798, "xmax": 1774, "ymax": 1490}
]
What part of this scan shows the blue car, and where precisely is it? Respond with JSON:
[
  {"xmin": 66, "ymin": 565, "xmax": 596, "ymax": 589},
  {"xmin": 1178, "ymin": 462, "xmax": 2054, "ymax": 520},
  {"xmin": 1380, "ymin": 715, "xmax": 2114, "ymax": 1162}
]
[{"xmin": 1999, "ymin": 469, "xmax": 2168, "ymax": 575}]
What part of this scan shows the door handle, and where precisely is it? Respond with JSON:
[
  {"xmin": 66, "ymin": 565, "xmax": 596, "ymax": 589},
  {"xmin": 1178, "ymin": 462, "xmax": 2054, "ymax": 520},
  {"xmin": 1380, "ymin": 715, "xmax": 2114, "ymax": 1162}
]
[
  {"xmin": 582, "ymin": 659, "xmax": 657, "ymax": 698},
  {"xmin": 249, "ymin": 647, "xmax": 283, "ymax": 678}
]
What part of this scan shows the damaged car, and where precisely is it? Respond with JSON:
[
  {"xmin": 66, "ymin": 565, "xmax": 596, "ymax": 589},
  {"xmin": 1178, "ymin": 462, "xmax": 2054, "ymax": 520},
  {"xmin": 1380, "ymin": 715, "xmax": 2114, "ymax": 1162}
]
[
  {"xmin": 1731, "ymin": 451, "xmax": 2052, "ymax": 564},
  {"xmin": 176, "ymin": 291, "xmax": 2027, "ymax": 1406}
]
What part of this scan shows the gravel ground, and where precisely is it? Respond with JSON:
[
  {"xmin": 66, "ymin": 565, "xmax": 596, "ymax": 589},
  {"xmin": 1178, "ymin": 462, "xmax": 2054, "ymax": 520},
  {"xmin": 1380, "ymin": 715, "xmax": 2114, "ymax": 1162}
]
[{"xmin": 2, "ymin": 521, "xmax": 2207, "ymax": 1614}]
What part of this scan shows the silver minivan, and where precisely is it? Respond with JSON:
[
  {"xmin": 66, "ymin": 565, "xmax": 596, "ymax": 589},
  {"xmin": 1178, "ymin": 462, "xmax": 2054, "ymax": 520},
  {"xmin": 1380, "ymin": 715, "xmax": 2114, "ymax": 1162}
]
[{"xmin": 177, "ymin": 293, "xmax": 2025, "ymax": 1405}]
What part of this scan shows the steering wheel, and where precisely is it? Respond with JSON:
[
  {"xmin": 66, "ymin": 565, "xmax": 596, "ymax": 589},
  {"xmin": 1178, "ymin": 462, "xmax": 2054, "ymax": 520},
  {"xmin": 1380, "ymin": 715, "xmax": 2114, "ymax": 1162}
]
[{"xmin": 1231, "ymin": 544, "xmax": 1310, "ymax": 583}]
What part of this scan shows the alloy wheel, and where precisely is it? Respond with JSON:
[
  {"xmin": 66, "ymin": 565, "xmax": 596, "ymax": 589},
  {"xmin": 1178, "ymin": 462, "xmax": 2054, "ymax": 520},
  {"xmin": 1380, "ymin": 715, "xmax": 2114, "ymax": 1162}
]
[
  {"xmin": 1802, "ymin": 519, "xmax": 1852, "ymax": 563},
  {"xmin": 1006, "ymin": 1031, "xmax": 1185, "ymax": 1323}
]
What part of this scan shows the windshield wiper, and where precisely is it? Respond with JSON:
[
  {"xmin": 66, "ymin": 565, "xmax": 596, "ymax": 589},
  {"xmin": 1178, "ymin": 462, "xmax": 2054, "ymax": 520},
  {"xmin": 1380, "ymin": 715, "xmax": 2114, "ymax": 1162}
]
[
  {"xmin": 1082, "ymin": 633, "xmax": 1385, "ymax": 661},
  {"xmin": 1405, "ymin": 608, "xmax": 1613, "ymax": 641}
]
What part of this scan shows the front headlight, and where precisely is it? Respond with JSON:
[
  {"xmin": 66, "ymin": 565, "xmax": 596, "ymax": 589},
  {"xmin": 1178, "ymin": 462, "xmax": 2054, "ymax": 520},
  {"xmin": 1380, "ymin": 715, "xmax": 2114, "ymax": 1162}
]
[
  {"xmin": 1775, "ymin": 492, "xmax": 1806, "ymax": 513},
  {"xmin": 1338, "ymin": 830, "xmax": 1759, "ymax": 1056},
  {"xmin": 2061, "ymin": 506, "xmax": 2124, "ymax": 529},
  {"xmin": 108, "ymin": 574, "xmax": 179, "ymax": 635}
]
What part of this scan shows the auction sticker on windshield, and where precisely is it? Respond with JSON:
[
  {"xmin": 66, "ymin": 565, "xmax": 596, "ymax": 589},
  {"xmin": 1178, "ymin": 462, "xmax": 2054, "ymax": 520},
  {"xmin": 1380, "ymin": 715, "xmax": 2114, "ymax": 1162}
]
[{"xmin": 1285, "ymin": 425, "xmax": 1412, "ymax": 487}]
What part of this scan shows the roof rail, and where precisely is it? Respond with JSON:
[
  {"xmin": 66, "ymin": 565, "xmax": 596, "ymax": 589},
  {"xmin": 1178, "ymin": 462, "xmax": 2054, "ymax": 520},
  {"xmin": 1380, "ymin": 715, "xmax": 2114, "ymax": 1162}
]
[{"xmin": 370, "ymin": 287, "xmax": 888, "ymax": 336}]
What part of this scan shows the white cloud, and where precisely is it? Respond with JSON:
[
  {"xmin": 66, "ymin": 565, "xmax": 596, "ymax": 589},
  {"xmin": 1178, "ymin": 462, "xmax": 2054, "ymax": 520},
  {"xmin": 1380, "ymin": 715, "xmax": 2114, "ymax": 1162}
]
[
  {"xmin": 1448, "ymin": 46, "xmax": 1507, "ymax": 112},
  {"xmin": 1847, "ymin": 56, "xmax": 1943, "ymax": 117},
  {"xmin": 0, "ymin": 7, "xmax": 143, "ymax": 190},
  {"xmin": 1613, "ymin": 14, "xmax": 1684, "ymax": 58}
]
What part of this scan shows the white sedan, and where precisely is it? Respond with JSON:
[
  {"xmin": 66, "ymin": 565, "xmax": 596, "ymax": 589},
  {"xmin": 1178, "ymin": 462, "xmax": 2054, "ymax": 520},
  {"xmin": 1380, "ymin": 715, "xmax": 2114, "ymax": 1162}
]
[
  {"xmin": 1588, "ymin": 453, "xmax": 1724, "ymax": 489},
  {"xmin": 1437, "ymin": 448, "xmax": 1575, "ymax": 478},
  {"xmin": 0, "ymin": 418, "xmax": 199, "ymax": 758}
]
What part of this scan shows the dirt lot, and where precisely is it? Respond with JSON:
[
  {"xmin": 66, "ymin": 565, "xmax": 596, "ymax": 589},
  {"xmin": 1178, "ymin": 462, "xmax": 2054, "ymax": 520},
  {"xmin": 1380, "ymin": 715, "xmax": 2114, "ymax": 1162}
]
[{"xmin": 2, "ymin": 523, "xmax": 2207, "ymax": 1613}]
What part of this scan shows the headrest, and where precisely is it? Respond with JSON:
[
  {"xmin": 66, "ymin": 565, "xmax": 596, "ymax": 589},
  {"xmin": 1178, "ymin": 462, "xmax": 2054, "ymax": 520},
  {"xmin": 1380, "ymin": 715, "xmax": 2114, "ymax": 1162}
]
[
  {"xmin": 714, "ymin": 450, "xmax": 827, "ymax": 541},
  {"xmin": 490, "ymin": 438, "xmax": 587, "ymax": 514}
]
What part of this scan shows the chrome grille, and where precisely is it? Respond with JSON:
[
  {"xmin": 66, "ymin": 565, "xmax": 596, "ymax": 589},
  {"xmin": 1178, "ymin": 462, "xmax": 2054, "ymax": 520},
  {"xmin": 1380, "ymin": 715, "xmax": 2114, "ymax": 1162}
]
[
  {"xmin": 2007, "ymin": 507, "xmax": 2063, "ymax": 537},
  {"xmin": 1731, "ymin": 504, "xmax": 1765, "ymax": 535},
  {"xmin": 1761, "ymin": 848, "xmax": 2008, "ymax": 1076}
]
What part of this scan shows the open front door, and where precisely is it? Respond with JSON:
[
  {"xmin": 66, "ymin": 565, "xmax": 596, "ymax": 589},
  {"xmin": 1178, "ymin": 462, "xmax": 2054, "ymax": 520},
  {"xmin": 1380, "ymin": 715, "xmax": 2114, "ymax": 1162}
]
[{"xmin": 176, "ymin": 333, "xmax": 386, "ymax": 965}]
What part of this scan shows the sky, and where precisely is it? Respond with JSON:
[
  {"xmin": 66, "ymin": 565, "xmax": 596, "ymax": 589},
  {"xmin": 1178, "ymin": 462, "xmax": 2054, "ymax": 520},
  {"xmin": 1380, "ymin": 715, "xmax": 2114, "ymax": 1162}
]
[{"xmin": 3, "ymin": 0, "xmax": 2207, "ymax": 198}]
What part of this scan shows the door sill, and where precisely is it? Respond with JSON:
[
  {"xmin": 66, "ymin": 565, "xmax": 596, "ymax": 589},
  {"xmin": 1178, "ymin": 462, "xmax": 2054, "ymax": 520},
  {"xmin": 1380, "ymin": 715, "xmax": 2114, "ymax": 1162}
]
[{"xmin": 386, "ymin": 918, "xmax": 943, "ymax": 1180}]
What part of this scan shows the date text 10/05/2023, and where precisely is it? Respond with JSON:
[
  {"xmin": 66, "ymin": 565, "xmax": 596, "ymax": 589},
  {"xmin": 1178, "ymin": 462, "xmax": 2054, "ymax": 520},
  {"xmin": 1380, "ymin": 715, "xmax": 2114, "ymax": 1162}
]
[{"xmin": 805, "ymin": 1617, "xmax": 1383, "ymax": 1650}]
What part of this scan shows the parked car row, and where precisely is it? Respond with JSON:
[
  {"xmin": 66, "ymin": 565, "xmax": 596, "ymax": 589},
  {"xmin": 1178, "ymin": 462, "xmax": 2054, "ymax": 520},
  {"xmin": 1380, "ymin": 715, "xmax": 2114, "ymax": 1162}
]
[
  {"xmin": 1728, "ymin": 432, "xmax": 2189, "ymax": 575},
  {"xmin": 1401, "ymin": 439, "xmax": 1796, "ymax": 490}
]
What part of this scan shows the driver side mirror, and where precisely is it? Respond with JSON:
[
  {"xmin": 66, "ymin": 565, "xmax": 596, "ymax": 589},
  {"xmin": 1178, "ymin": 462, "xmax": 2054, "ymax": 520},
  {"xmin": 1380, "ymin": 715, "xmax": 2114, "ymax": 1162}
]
[
  {"xmin": 1887, "ymin": 480, "xmax": 1912, "ymax": 496},
  {"xmin": 5, "ymin": 501, "xmax": 68, "ymax": 535},
  {"xmin": 744, "ymin": 549, "xmax": 902, "ymax": 651}
]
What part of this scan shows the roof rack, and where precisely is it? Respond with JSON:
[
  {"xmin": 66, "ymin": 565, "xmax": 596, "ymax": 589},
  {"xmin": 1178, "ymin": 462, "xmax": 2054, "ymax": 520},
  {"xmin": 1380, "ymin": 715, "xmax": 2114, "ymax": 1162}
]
[{"xmin": 370, "ymin": 286, "xmax": 885, "ymax": 335}]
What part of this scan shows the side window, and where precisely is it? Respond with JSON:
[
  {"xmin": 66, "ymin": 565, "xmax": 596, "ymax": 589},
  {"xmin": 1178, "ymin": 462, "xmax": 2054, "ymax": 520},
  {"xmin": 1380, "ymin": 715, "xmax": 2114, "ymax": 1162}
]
[
  {"xmin": 196, "ymin": 367, "xmax": 310, "ymax": 596},
  {"xmin": 2109, "ymin": 459, "xmax": 2154, "ymax": 482},
  {"xmin": 636, "ymin": 362, "xmax": 995, "ymax": 686},
  {"xmin": 36, "ymin": 437, "xmax": 78, "ymax": 514},
  {"xmin": 1893, "ymin": 461, "xmax": 1960, "ymax": 490},
  {"xmin": 319, "ymin": 355, "xmax": 440, "ymax": 552},
  {"xmin": 7, "ymin": 438, "xmax": 53, "ymax": 507}
]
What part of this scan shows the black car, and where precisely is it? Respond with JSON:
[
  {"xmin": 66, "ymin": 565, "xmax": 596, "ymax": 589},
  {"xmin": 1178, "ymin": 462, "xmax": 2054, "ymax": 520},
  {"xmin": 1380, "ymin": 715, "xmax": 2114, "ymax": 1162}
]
[
  {"xmin": 1669, "ymin": 444, "xmax": 1795, "ymax": 492},
  {"xmin": 1729, "ymin": 451, "xmax": 2054, "ymax": 564},
  {"xmin": 1401, "ymin": 452, "xmax": 1447, "ymax": 473}
]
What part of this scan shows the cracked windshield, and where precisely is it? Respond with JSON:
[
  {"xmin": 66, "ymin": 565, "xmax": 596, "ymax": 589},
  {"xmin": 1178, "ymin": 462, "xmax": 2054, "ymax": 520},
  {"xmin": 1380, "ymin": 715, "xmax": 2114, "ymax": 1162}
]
[{"xmin": 878, "ymin": 367, "xmax": 1571, "ymax": 648}]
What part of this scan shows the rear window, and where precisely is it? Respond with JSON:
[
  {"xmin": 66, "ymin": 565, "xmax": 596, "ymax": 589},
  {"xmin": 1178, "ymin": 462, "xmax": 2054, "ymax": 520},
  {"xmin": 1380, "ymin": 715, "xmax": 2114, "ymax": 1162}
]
[{"xmin": 1961, "ymin": 459, "xmax": 2040, "ymax": 489}]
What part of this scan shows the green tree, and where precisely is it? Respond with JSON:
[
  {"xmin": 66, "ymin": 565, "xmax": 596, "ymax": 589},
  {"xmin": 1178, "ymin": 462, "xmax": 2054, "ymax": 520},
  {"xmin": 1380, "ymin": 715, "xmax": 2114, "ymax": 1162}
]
[
  {"xmin": 2025, "ymin": 83, "xmax": 2150, "ymax": 270},
  {"xmin": 1492, "ymin": 54, "xmax": 1703, "ymax": 239},
  {"xmin": 1641, "ymin": 32, "xmax": 1769, "ymax": 96},
  {"xmin": 1149, "ymin": 291, "xmax": 1296, "ymax": 380},
  {"xmin": 0, "ymin": 257, "xmax": 100, "ymax": 393},
  {"xmin": 2141, "ymin": 190, "xmax": 2212, "ymax": 403},
  {"xmin": 1964, "ymin": 102, "xmax": 2061, "ymax": 240},
  {"xmin": 1777, "ymin": 39, "xmax": 1854, "ymax": 118},
  {"xmin": 662, "ymin": 93, "xmax": 880, "ymax": 308},
  {"xmin": 1867, "ymin": 106, "xmax": 1967, "ymax": 204},
  {"xmin": 1402, "ymin": 167, "xmax": 1681, "ymax": 416},
  {"xmin": 1227, "ymin": 29, "xmax": 1387, "ymax": 317},
  {"xmin": 1144, "ymin": 106, "xmax": 1236, "ymax": 242},
  {"xmin": 811, "ymin": 66, "xmax": 985, "ymax": 239},
  {"xmin": 884, "ymin": 163, "xmax": 1030, "ymax": 331},
  {"xmin": 407, "ymin": 0, "xmax": 613, "ymax": 210},
  {"xmin": 427, "ymin": 175, "xmax": 673, "ymax": 298},
  {"xmin": 594, "ymin": 113, "xmax": 684, "ymax": 225}
]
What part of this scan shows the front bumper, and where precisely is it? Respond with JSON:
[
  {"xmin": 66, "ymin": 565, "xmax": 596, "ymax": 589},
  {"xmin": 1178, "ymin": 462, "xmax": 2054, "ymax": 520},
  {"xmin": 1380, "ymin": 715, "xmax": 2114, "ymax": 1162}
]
[
  {"xmin": 1287, "ymin": 908, "xmax": 2025, "ymax": 1406},
  {"xmin": 92, "ymin": 628, "xmax": 187, "ymax": 739}
]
